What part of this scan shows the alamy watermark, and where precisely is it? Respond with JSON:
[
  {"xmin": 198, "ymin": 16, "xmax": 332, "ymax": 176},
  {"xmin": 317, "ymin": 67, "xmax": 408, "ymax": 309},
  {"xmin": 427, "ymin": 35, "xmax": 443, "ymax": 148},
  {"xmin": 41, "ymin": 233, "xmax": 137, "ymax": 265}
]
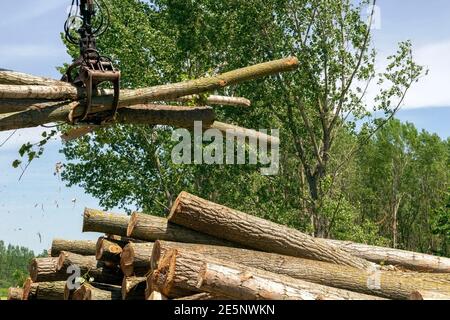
[{"xmin": 171, "ymin": 121, "xmax": 280, "ymax": 176}]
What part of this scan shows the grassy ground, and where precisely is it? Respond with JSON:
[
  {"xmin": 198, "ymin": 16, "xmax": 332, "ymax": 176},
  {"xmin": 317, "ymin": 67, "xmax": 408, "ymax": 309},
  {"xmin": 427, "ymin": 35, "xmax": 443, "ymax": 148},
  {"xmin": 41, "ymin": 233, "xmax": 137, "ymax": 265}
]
[{"xmin": 0, "ymin": 288, "xmax": 8, "ymax": 300}]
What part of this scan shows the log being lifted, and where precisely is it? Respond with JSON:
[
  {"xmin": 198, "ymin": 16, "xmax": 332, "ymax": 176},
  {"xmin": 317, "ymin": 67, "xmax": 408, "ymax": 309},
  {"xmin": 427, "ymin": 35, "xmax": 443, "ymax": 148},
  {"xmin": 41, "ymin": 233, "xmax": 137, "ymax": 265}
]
[
  {"xmin": 51, "ymin": 239, "xmax": 97, "ymax": 257},
  {"xmin": 122, "ymin": 276, "xmax": 147, "ymax": 300},
  {"xmin": 125, "ymin": 240, "xmax": 450, "ymax": 300},
  {"xmin": 150, "ymin": 243, "xmax": 384, "ymax": 300},
  {"xmin": 127, "ymin": 212, "xmax": 236, "ymax": 247},
  {"xmin": 29, "ymin": 257, "xmax": 66, "ymax": 282},
  {"xmin": 57, "ymin": 251, "xmax": 123, "ymax": 285},
  {"xmin": 0, "ymin": 57, "xmax": 299, "ymax": 132},
  {"xmin": 328, "ymin": 239, "xmax": 450, "ymax": 273},
  {"xmin": 7, "ymin": 287, "xmax": 23, "ymax": 300},
  {"xmin": 83, "ymin": 208, "xmax": 130, "ymax": 237},
  {"xmin": 168, "ymin": 192, "xmax": 374, "ymax": 270}
]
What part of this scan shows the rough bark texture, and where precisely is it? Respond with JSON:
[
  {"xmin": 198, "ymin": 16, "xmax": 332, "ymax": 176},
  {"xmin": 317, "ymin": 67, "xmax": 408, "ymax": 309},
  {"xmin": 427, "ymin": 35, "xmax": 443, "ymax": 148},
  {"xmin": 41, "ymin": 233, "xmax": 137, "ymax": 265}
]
[
  {"xmin": 28, "ymin": 281, "xmax": 67, "ymax": 300},
  {"xmin": 122, "ymin": 276, "xmax": 147, "ymax": 300},
  {"xmin": 143, "ymin": 241, "xmax": 450, "ymax": 300},
  {"xmin": 210, "ymin": 121, "xmax": 280, "ymax": 146},
  {"xmin": 409, "ymin": 291, "xmax": 450, "ymax": 300},
  {"xmin": 127, "ymin": 212, "xmax": 235, "ymax": 246},
  {"xmin": 175, "ymin": 293, "xmax": 231, "ymax": 300},
  {"xmin": 168, "ymin": 192, "xmax": 374, "ymax": 270},
  {"xmin": 145, "ymin": 274, "xmax": 197, "ymax": 299},
  {"xmin": 7, "ymin": 288, "xmax": 23, "ymax": 300},
  {"xmin": 22, "ymin": 278, "xmax": 37, "ymax": 300},
  {"xmin": 0, "ymin": 57, "xmax": 298, "ymax": 131},
  {"xmin": 150, "ymin": 244, "xmax": 384, "ymax": 300},
  {"xmin": 0, "ymin": 70, "xmax": 72, "ymax": 86},
  {"xmin": 83, "ymin": 208, "xmax": 130, "ymax": 237},
  {"xmin": 72, "ymin": 283, "xmax": 122, "ymax": 300},
  {"xmin": 96, "ymin": 237, "xmax": 128, "ymax": 265},
  {"xmin": 57, "ymin": 251, "xmax": 123, "ymax": 285},
  {"xmin": 121, "ymin": 242, "xmax": 155, "ymax": 277},
  {"xmin": 29, "ymin": 257, "xmax": 66, "ymax": 282},
  {"xmin": 51, "ymin": 239, "xmax": 97, "ymax": 257},
  {"xmin": 328, "ymin": 239, "xmax": 450, "ymax": 273},
  {"xmin": 175, "ymin": 95, "xmax": 251, "ymax": 107}
]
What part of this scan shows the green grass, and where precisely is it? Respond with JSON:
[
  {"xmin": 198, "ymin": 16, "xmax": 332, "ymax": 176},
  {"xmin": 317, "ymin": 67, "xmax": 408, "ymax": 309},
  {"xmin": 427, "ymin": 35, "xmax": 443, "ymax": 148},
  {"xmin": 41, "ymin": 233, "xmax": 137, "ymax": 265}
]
[{"xmin": 0, "ymin": 288, "xmax": 8, "ymax": 300}]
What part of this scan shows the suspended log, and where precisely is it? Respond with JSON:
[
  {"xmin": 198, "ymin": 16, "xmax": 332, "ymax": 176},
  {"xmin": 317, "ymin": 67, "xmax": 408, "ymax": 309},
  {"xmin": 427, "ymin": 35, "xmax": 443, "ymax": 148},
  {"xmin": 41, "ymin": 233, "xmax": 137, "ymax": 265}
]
[
  {"xmin": 122, "ymin": 276, "xmax": 147, "ymax": 300},
  {"xmin": 0, "ymin": 70, "xmax": 72, "ymax": 86},
  {"xmin": 29, "ymin": 257, "xmax": 66, "ymax": 282},
  {"xmin": 72, "ymin": 283, "xmax": 122, "ymax": 300},
  {"xmin": 57, "ymin": 251, "xmax": 123, "ymax": 285},
  {"xmin": 210, "ymin": 121, "xmax": 280, "ymax": 146},
  {"xmin": 150, "ymin": 243, "xmax": 384, "ymax": 300},
  {"xmin": 121, "ymin": 242, "xmax": 155, "ymax": 277},
  {"xmin": 128, "ymin": 240, "xmax": 450, "ymax": 300},
  {"xmin": 7, "ymin": 288, "xmax": 23, "ymax": 300},
  {"xmin": 96, "ymin": 236, "xmax": 128, "ymax": 266},
  {"xmin": 328, "ymin": 240, "xmax": 450, "ymax": 273},
  {"xmin": 127, "ymin": 212, "xmax": 236, "ymax": 247},
  {"xmin": 168, "ymin": 192, "xmax": 374, "ymax": 270},
  {"xmin": 50, "ymin": 239, "xmax": 97, "ymax": 257},
  {"xmin": 0, "ymin": 57, "xmax": 298, "ymax": 131},
  {"xmin": 83, "ymin": 208, "xmax": 130, "ymax": 237},
  {"xmin": 175, "ymin": 95, "xmax": 251, "ymax": 107}
]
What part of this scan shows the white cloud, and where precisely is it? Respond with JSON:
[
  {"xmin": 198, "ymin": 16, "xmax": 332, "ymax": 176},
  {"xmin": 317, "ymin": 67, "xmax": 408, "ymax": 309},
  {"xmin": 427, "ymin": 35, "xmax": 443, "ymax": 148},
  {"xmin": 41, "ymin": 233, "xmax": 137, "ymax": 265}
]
[{"xmin": 401, "ymin": 40, "xmax": 450, "ymax": 108}]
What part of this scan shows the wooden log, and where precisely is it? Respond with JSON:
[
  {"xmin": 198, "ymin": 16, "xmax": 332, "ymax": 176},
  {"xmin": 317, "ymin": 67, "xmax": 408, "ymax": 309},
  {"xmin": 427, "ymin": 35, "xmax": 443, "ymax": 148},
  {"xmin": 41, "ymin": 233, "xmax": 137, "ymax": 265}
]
[
  {"xmin": 72, "ymin": 283, "xmax": 122, "ymax": 300},
  {"xmin": 174, "ymin": 95, "xmax": 251, "ymax": 107},
  {"xmin": 96, "ymin": 236, "xmax": 128, "ymax": 265},
  {"xmin": 83, "ymin": 208, "xmax": 130, "ymax": 237},
  {"xmin": 127, "ymin": 213, "xmax": 236, "ymax": 246},
  {"xmin": 121, "ymin": 242, "xmax": 155, "ymax": 277},
  {"xmin": 131, "ymin": 240, "xmax": 450, "ymax": 300},
  {"xmin": 22, "ymin": 278, "xmax": 37, "ymax": 300},
  {"xmin": 122, "ymin": 276, "xmax": 147, "ymax": 300},
  {"xmin": 147, "ymin": 291, "xmax": 168, "ymax": 300},
  {"xmin": 57, "ymin": 251, "xmax": 123, "ymax": 285},
  {"xmin": 0, "ymin": 57, "xmax": 298, "ymax": 131},
  {"xmin": 51, "ymin": 239, "xmax": 97, "ymax": 257},
  {"xmin": 211, "ymin": 121, "xmax": 280, "ymax": 146},
  {"xmin": 328, "ymin": 239, "xmax": 450, "ymax": 273},
  {"xmin": 175, "ymin": 293, "xmax": 231, "ymax": 300},
  {"xmin": 409, "ymin": 291, "xmax": 450, "ymax": 300},
  {"xmin": 23, "ymin": 281, "xmax": 66, "ymax": 300},
  {"xmin": 168, "ymin": 192, "xmax": 374, "ymax": 270},
  {"xmin": 0, "ymin": 70, "xmax": 72, "ymax": 86},
  {"xmin": 7, "ymin": 288, "xmax": 23, "ymax": 300},
  {"xmin": 145, "ymin": 274, "xmax": 197, "ymax": 299},
  {"xmin": 29, "ymin": 257, "xmax": 66, "ymax": 282},
  {"xmin": 150, "ymin": 243, "xmax": 385, "ymax": 300}
]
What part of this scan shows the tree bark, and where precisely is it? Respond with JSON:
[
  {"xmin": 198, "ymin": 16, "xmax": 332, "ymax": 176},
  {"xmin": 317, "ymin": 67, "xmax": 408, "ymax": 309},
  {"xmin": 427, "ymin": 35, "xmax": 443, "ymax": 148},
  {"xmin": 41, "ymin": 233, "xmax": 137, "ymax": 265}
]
[
  {"xmin": 72, "ymin": 283, "xmax": 122, "ymax": 300},
  {"xmin": 175, "ymin": 293, "xmax": 231, "ymax": 300},
  {"xmin": 51, "ymin": 239, "xmax": 97, "ymax": 257},
  {"xmin": 131, "ymin": 240, "xmax": 450, "ymax": 300},
  {"xmin": 168, "ymin": 192, "xmax": 375, "ymax": 270},
  {"xmin": 7, "ymin": 288, "xmax": 23, "ymax": 300},
  {"xmin": 83, "ymin": 208, "xmax": 130, "ymax": 237},
  {"xmin": 0, "ymin": 70, "xmax": 72, "ymax": 86},
  {"xmin": 127, "ymin": 213, "xmax": 236, "ymax": 246},
  {"xmin": 327, "ymin": 239, "xmax": 450, "ymax": 273},
  {"xmin": 409, "ymin": 290, "xmax": 450, "ymax": 300},
  {"xmin": 96, "ymin": 236, "xmax": 128, "ymax": 265},
  {"xmin": 121, "ymin": 242, "xmax": 155, "ymax": 277},
  {"xmin": 210, "ymin": 121, "xmax": 280, "ymax": 146},
  {"xmin": 29, "ymin": 257, "xmax": 66, "ymax": 282},
  {"xmin": 175, "ymin": 95, "xmax": 251, "ymax": 107},
  {"xmin": 150, "ymin": 244, "xmax": 384, "ymax": 300},
  {"xmin": 57, "ymin": 251, "xmax": 123, "ymax": 285},
  {"xmin": 23, "ymin": 281, "xmax": 67, "ymax": 300},
  {"xmin": 0, "ymin": 57, "xmax": 298, "ymax": 131},
  {"xmin": 122, "ymin": 276, "xmax": 147, "ymax": 300}
]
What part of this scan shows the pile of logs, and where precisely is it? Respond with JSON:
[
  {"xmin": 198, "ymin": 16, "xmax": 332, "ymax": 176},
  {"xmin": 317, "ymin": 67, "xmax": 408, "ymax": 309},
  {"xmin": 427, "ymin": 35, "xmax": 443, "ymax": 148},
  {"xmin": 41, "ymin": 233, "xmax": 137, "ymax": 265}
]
[{"xmin": 8, "ymin": 192, "xmax": 450, "ymax": 300}]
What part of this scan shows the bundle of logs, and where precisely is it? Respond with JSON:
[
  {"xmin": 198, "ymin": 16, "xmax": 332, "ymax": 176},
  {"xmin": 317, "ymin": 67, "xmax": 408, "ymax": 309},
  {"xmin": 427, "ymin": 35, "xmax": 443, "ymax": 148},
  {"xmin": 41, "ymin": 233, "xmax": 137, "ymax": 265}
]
[
  {"xmin": 0, "ymin": 57, "xmax": 298, "ymax": 144},
  {"xmin": 7, "ymin": 192, "xmax": 450, "ymax": 301}
]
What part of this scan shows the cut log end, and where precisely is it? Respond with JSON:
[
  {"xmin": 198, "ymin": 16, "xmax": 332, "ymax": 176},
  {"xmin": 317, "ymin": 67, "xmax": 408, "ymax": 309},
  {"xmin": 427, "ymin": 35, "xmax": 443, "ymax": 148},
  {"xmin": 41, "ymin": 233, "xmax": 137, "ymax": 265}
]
[
  {"xmin": 167, "ymin": 192, "xmax": 186, "ymax": 221},
  {"xmin": 7, "ymin": 287, "xmax": 24, "ymax": 300},
  {"xmin": 120, "ymin": 243, "xmax": 135, "ymax": 277},
  {"xmin": 150, "ymin": 246, "xmax": 178, "ymax": 297},
  {"xmin": 126, "ymin": 212, "xmax": 138, "ymax": 237}
]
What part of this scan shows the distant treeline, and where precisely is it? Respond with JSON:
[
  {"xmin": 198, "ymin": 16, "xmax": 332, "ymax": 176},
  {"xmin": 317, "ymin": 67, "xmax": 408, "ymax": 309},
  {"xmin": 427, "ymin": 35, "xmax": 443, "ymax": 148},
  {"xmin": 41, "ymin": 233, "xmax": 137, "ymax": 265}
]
[{"xmin": 0, "ymin": 241, "xmax": 45, "ymax": 288}]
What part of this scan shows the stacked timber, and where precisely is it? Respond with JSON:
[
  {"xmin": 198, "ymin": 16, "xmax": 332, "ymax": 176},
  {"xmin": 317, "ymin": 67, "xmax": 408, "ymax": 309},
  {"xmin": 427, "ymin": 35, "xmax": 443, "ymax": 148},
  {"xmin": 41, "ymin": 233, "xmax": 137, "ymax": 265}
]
[{"xmin": 9, "ymin": 192, "xmax": 450, "ymax": 300}]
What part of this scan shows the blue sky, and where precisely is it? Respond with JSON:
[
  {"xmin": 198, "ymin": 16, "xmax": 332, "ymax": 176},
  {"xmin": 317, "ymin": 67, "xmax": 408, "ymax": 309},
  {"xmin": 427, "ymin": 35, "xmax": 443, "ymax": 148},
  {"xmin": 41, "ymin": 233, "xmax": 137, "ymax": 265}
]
[{"xmin": 1, "ymin": 0, "xmax": 450, "ymax": 253}]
